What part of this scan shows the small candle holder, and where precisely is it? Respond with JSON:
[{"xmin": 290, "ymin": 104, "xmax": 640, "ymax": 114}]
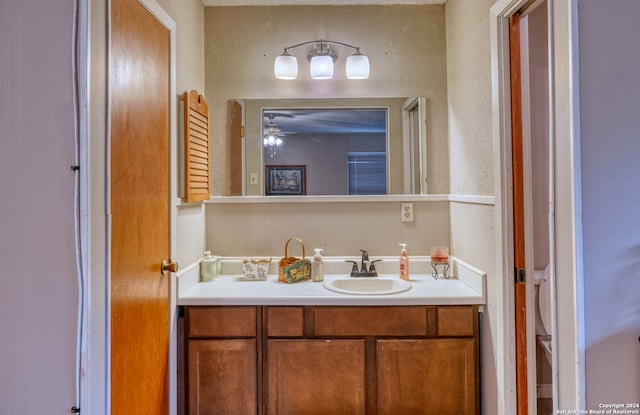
[
  {"xmin": 431, "ymin": 261, "xmax": 451, "ymax": 279},
  {"xmin": 430, "ymin": 246, "xmax": 451, "ymax": 279}
]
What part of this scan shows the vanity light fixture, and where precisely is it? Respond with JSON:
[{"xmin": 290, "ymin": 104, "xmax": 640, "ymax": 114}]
[{"xmin": 274, "ymin": 40, "xmax": 370, "ymax": 80}]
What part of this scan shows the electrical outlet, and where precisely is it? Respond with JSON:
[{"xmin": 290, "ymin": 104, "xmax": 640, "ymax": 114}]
[
  {"xmin": 401, "ymin": 202, "xmax": 414, "ymax": 222},
  {"xmin": 249, "ymin": 173, "xmax": 258, "ymax": 185}
]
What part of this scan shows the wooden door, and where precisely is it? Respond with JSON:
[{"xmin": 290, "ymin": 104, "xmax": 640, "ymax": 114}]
[
  {"xmin": 267, "ymin": 339, "xmax": 366, "ymax": 415},
  {"xmin": 110, "ymin": 0, "xmax": 170, "ymax": 413},
  {"xmin": 509, "ymin": 13, "xmax": 529, "ymax": 415},
  {"xmin": 377, "ymin": 339, "xmax": 477, "ymax": 415}
]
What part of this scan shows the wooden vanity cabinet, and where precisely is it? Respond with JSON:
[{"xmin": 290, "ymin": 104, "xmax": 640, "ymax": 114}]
[
  {"xmin": 376, "ymin": 338, "xmax": 477, "ymax": 414},
  {"xmin": 185, "ymin": 306, "xmax": 259, "ymax": 415},
  {"xmin": 267, "ymin": 339, "xmax": 366, "ymax": 415},
  {"xmin": 184, "ymin": 305, "xmax": 479, "ymax": 415}
]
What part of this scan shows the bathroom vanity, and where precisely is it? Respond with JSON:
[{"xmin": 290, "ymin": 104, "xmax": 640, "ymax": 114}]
[{"xmin": 178, "ymin": 257, "xmax": 485, "ymax": 415}]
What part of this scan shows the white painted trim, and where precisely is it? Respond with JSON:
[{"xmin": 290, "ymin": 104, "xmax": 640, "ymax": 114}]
[
  {"xmin": 548, "ymin": 0, "xmax": 585, "ymax": 411},
  {"xmin": 85, "ymin": 0, "xmax": 110, "ymax": 412},
  {"xmin": 490, "ymin": 1, "xmax": 522, "ymax": 414},
  {"xmin": 447, "ymin": 194, "xmax": 495, "ymax": 205},
  {"xmin": 402, "ymin": 97, "xmax": 428, "ymax": 194},
  {"xmin": 203, "ymin": 0, "xmax": 445, "ymax": 5},
  {"xmin": 204, "ymin": 194, "xmax": 450, "ymax": 203},
  {"xmin": 402, "ymin": 98, "xmax": 414, "ymax": 194},
  {"xmin": 203, "ymin": 194, "xmax": 494, "ymax": 204}
]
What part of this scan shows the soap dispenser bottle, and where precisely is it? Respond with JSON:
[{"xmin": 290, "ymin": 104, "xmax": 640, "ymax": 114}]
[
  {"xmin": 399, "ymin": 243, "xmax": 410, "ymax": 281},
  {"xmin": 312, "ymin": 248, "xmax": 325, "ymax": 282},
  {"xmin": 200, "ymin": 251, "xmax": 221, "ymax": 282}
]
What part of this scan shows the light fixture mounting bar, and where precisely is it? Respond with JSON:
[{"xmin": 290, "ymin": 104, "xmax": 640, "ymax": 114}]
[{"xmin": 281, "ymin": 39, "xmax": 363, "ymax": 54}]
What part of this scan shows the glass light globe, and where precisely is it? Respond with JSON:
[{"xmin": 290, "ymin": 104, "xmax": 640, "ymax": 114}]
[
  {"xmin": 310, "ymin": 55, "xmax": 334, "ymax": 79},
  {"xmin": 274, "ymin": 53, "xmax": 298, "ymax": 80},
  {"xmin": 346, "ymin": 53, "xmax": 370, "ymax": 79}
]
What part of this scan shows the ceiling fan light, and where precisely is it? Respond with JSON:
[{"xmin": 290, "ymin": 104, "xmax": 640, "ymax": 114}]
[
  {"xmin": 274, "ymin": 53, "xmax": 298, "ymax": 80},
  {"xmin": 346, "ymin": 53, "xmax": 370, "ymax": 79},
  {"xmin": 310, "ymin": 55, "xmax": 334, "ymax": 79}
]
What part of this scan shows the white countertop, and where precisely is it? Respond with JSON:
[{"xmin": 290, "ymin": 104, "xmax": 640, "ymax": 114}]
[{"xmin": 177, "ymin": 257, "xmax": 486, "ymax": 306}]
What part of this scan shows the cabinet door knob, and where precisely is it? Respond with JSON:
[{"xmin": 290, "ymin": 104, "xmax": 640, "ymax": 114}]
[{"xmin": 161, "ymin": 259, "xmax": 179, "ymax": 275}]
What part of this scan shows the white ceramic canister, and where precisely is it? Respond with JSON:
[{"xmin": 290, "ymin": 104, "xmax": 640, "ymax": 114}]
[{"xmin": 200, "ymin": 251, "xmax": 221, "ymax": 282}]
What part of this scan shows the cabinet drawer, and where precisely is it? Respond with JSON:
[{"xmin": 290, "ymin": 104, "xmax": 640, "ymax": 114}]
[
  {"xmin": 187, "ymin": 306, "xmax": 256, "ymax": 338},
  {"xmin": 436, "ymin": 306, "xmax": 475, "ymax": 337},
  {"xmin": 313, "ymin": 306, "xmax": 428, "ymax": 336},
  {"xmin": 267, "ymin": 307, "xmax": 304, "ymax": 337}
]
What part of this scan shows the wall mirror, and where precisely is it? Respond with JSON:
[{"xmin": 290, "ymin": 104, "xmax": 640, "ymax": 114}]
[{"xmin": 233, "ymin": 97, "xmax": 427, "ymax": 196}]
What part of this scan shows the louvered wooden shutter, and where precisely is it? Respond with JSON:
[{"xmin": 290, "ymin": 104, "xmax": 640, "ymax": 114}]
[{"xmin": 183, "ymin": 90, "xmax": 210, "ymax": 202}]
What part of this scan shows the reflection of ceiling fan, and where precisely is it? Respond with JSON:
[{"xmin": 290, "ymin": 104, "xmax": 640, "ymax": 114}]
[
  {"xmin": 263, "ymin": 114, "xmax": 284, "ymax": 145},
  {"xmin": 263, "ymin": 112, "xmax": 322, "ymax": 145},
  {"xmin": 263, "ymin": 114, "xmax": 284, "ymax": 157}
]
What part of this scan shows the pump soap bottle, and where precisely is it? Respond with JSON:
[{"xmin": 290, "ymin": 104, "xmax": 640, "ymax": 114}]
[
  {"xmin": 399, "ymin": 243, "xmax": 410, "ymax": 281},
  {"xmin": 312, "ymin": 248, "xmax": 325, "ymax": 282},
  {"xmin": 200, "ymin": 251, "xmax": 221, "ymax": 282}
]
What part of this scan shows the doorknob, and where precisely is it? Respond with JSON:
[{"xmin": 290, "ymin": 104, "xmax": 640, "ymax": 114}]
[{"xmin": 161, "ymin": 259, "xmax": 179, "ymax": 275}]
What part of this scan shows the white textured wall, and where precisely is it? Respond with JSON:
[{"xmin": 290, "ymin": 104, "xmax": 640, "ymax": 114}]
[
  {"xmin": 204, "ymin": 5, "xmax": 449, "ymax": 195},
  {"xmin": 579, "ymin": 0, "xmax": 640, "ymax": 406},
  {"xmin": 0, "ymin": 0, "xmax": 78, "ymax": 413},
  {"xmin": 156, "ymin": 0, "xmax": 205, "ymax": 96},
  {"xmin": 154, "ymin": 0, "xmax": 207, "ymax": 267},
  {"xmin": 446, "ymin": 0, "xmax": 495, "ymax": 196},
  {"xmin": 445, "ymin": 0, "xmax": 498, "ymax": 413}
]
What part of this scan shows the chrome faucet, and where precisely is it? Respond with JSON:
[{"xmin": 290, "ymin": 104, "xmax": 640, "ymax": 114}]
[{"xmin": 346, "ymin": 250, "xmax": 381, "ymax": 277}]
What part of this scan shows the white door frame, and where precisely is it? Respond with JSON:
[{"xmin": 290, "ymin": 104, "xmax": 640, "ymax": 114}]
[
  {"xmin": 83, "ymin": 0, "xmax": 178, "ymax": 413},
  {"xmin": 490, "ymin": 0, "xmax": 585, "ymax": 413},
  {"xmin": 402, "ymin": 97, "xmax": 428, "ymax": 194}
]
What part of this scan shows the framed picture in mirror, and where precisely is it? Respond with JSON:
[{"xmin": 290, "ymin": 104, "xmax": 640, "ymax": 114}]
[{"xmin": 265, "ymin": 165, "xmax": 306, "ymax": 196}]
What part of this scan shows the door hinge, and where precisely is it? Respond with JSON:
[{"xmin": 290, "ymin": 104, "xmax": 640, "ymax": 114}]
[{"xmin": 515, "ymin": 268, "xmax": 526, "ymax": 283}]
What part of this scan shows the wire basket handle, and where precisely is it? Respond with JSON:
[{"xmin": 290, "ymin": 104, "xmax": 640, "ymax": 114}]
[{"xmin": 284, "ymin": 237, "xmax": 306, "ymax": 259}]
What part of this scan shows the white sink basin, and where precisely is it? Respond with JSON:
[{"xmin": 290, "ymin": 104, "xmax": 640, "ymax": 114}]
[{"xmin": 323, "ymin": 277, "xmax": 412, "ymax": 295}]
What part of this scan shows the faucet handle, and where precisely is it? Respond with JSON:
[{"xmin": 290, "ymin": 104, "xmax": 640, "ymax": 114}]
[
  {"xmin": 369, "ymin": 259, "xmax": 382, "ymax": 275},
  {"xmin": 345, "ymin": 260, "xmax": 359, "ymax": 276}
]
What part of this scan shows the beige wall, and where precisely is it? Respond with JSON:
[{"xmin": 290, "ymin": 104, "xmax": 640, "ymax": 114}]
[
  {"xmin": 156, "ymin": 0, "xmax": 205, "ymax": 95},
  {"xmin": 445, "ymin": 0, "xmax": 498, "ymax": 413},
  {"xmin": 206, "ymin": 200, "xmax": 450, "ymax": 257},
  {"xmin": 204, "ymin": 5, "xmax": 449, "ymax": 195},
  {"xmin": 446, "ymin": 0, "xmax": 495, "ymax": 196},
  {"xmin": 154, "ymin": 0, "xmax": 208, "ymax": 267}
]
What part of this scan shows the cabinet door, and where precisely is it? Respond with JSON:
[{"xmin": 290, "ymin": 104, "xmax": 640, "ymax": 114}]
[
  {"xmin": 267, "ymin": 339, "xmax": 366, "ymax": 415},
  {"xmin": 188, "ymin": 339, "xmax": 257, "ymax": 415},
  {"xmin": 377, "ymin": 339, "xmax": 477, "ymax": 415}
]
